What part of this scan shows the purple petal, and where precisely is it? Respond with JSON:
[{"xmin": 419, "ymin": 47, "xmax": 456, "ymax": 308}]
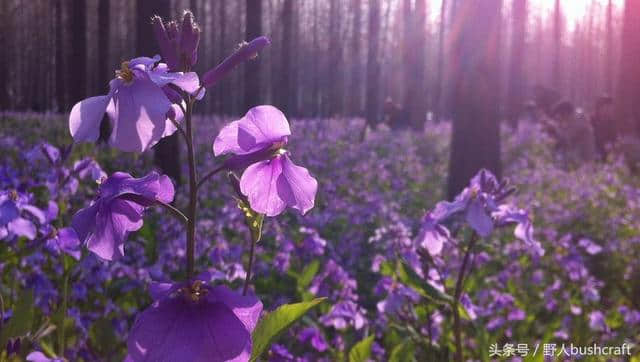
[
  {"xmin": 57, "ymin": 227, "xmax": 82, "ymax": 260},
  {"xmin": 240, "ymin": 158, "xmax": 286, "ymax": 217},
  {"xmin": 86, "ymin": 200, "xmax": 143, "ymax": 261},
  {"xmin": 466, "ymin": 199, "xmax": 493, "ymax": 237},
  {"xmin": 107, "ymin": 78, "xmax": 172, "ymax": 152},
  {"xmin": 0, "ymin": 199, "xmax": 19, "ymax": 225},
  {"xmin": 8, "ymin": 217, "xmax": 37, "ymax": 240},
  {"xmin": 69, "ymin": 95, "xmax": 111, "ymax": 143},
  {"xmin": 418, "ymin": 219, "xmax": 449, "ymax": 256},
  {"xmin": 276, "ymin": 155, "xmax": 318, "ymax": 215},
  {"xmin": 127, "ymin": 289, "xmax": 256, "ymax": 361},
  {"xmin": 213, "ymin": 105, "xmax": 291, "ymax": 156}
]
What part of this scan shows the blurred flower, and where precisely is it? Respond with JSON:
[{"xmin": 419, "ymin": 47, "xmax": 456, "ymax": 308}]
[
  {"xmin": 0, "ymin": 190, "xmax": 45, "ymax": 240},
  {"xmin": 214, "ymin": 105, "xmax": 317, "ymax": 216},
  {"xmin": 71, "ymin": 172, "xmax": 174, "ymax": 260},
  {"xmin": 45, "ymin": 227, "xmax": 81, "ymax": 260},
  {"xmin": 127, "ymin": 281, "xmax": 262, "ymax": 362},
  {"xmin": 26, "ymin": 351, "xmax": 64, "ymax": 362}
]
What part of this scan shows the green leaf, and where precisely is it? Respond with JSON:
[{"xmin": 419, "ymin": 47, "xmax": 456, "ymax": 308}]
[
  {"xmin": 298, "ymin": 260, "xmax": 320, "ymax": 290},
  {"xmin": 348, "ymin": 335, "xmax": 375, "ymax": 362},
  {"xmin": 250, "ymin": 298, "xmax": 326, "ymax": 361},
  {"xmin": 0, "ymin": 289, "xmax": 35, "ymax": 348},
  {"xmin": 389, "ymin": 340, "xmax": 415, "ymax": 362},
  {"xmin": 396, "ymin": 261, "xmax": 453, "ymax": 304}
]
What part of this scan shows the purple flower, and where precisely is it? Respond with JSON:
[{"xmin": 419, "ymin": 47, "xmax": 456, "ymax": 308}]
[
  {"xmin": 44, "ymin": 227, "xmax": 81, "ymax": 260},
  {"xmin": 71, "ymin": 171, "xmax": 175, "ymax": 261},
  {"xmin": 416, "ymin": 215, "xmax": 450, "ymax": 256},
  {"xmin": 319, "ymin": 301, "xmax": 366, "ymax": 330},
  {"xmin": 588, "ymin": 310, "xmax": 608, "ymax": 332},
  {"xmin": 26, "ymin": 352, "xmax": 64, "ymax": 362},
  {"xmin": 127, "ymin": 281, "xmax": 262, "ymax": 362},
  {"xmin": 1, "ymin": 190, "xmax": 45, "ymax": 240},
  {"xmin": 298, "ymin": 327, "xmax": 328, "ymax": 352},
  {"xmin": 214, "ymin": 105, "xmax": 317, "ymax": 216},
  {"xmin": 69, "ymin": 56, "xmax": 199, "ymax": 152}
]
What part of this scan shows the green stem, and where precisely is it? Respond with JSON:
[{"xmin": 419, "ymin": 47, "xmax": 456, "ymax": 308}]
[
  {"xmin": 185, "ymin": 97, "xmax": 198, "ymax": 280},
  {"xmin": 242, "ymin": 236, "xmax": 257, "ymax": 295},
  {"xmin": 452, "ymin": 232, "xmax": 478, "ymax": 362},
  {"xmin": 58, "ymin": 267, "xmax": 69, "ymax": 357}
]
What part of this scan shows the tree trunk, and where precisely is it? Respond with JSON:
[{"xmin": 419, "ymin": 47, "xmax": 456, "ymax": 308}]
[
  {"xmin": 137, "ymin": 0, "xmax": 182, "ymax": 187},
  {"xmin": 434, "ymin": 0, "xmax": 447, "ymax": 122},
  {"xmin": 97, "ymin": 0, "xmax": 110, "ymax": 93},
  {"xmin": 447, "ymin": 0, "xmax": 503, "ymax": 200},
  {"xmin": 55, "ymin": 0, "xmax": 65, "ymax": 111},
  {"xmin": 617, "ymin": 0, "xmax": 640, "ymax": 134},
  {"xmin": 0, "ymin": 1, "xmax": 11, "ymax": 110},
  {"xmin": 328, "ymin": 0, "xmax": 343, "ymax": 115},
  {"xmin": 552, "ymin": 0, "xmax": 562, "ymax": 92},
  {"xmin": 606, "ymin": 0, "xmax": 614, "ymax": 94},
  {"xmin": 68, "ymin": 0, "xmax": 87, "ymax": 106},
  {"xmin": 350, "ymin": 0, "xmax": 362, "ymax": 115},
  {"xmin": 279, "ymin": 0, "xmax": 293, "ymax": 115},
  {"xmin": 365, "ymin": 0, "xmax": 381, "ymax": 127},
  {"xmin": 244, "ymin": 0, "xmax": 263, "ymax": 110},
  {"xmin": 507, "ymin": 0, "xmax": 527, "ymax": 127}
]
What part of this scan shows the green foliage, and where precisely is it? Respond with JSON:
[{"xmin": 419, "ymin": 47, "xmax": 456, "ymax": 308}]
[
  {"xmin": 396, "ymin": 261, "xmax": 453, "ymax": 304},
  {"xmin": 0, "ymin": 289, "xmax": 34, "ymax": 348},
  {"xmin": 250, "ymin": 298, "xmax": 326, "ymax": 361},
  {"xmin": 348, "ymin": 335, "xmax": 375, "ymax": 362}
]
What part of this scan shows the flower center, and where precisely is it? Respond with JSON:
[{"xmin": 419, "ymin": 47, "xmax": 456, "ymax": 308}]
[
  {"xmin": 115, "ymin": 61, "xmax": 134, "ymax": 82},
  {"xmin": 8, "ymin": 189, "xmax": 18, "ymax": 201},
  {"xmin": 181, "ymin": 280, "xmax": 208, "ymax": 302}
]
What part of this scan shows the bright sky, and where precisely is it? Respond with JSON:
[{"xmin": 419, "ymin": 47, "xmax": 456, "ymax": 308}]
[{"xmin": 532, "ymin": 0, "xmax": 623, "ymax": 29}]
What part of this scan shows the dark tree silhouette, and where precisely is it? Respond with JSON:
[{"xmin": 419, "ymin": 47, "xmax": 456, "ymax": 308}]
[
  {"xmin": 244, "ymin": 0, "xmax": 263, "ymax": 110},
  {"xmin": 552, "ymin": 0, "xmax": 562, "ymax": 91},
  {"xmin": 68, "ymin": 0, "xmax": 86, "ymax": 106},
  {"xmin": 328, "ymin": 0, "xmax": 343, "ymax": 115},
  {"xmin": 365, "ymin": 0, "xmax": 381, "ymax": 129},
  {"xmin": 617, "ymin": 0, "xmax": 640, "ymax": 134},
  {"xmin": 447, "ymin": 0, "xmax": 503, "ymax": 200},
  {"xmin": 606, "ymin": 0, "xmax": 614, "ymax": 94},
  {"xmin": 278, "ymin": 0, "xmax": 294, "ymax": 115},
  {"xmin": 434, "ymin": 0, "xmax": 447, "ymax": 122},
  {"xmin": 507, "ymin": 0, "xmax": 527, "ymax": 127},
  {"xmin": 97, "ymin": 0, "xmax": 110, "ymax": 93},
  {"xmin": 350, "ymin": 0, "xmax": 362, "ymax": 115},
  {"xmin": 54, "ymin": 0, "xmax": 65, "ymax": 111}
]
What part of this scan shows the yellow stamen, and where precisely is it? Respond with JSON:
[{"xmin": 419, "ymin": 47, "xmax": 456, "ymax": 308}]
[{"xmin": 115, "ymin": 61, "xmax": 134, "ymax": 82}]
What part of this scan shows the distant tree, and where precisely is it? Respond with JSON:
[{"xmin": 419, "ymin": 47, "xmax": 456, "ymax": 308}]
[
  {"xmin": 507, "ymin": 0, "xmax": 527, "ymax": 127},
  {"xmin": 617, "ymin": 0, "xmax": 640, "ymax": 134},
  {"xmin": 447, "ymin": 0, "xmax": 502, "ymax": 200},
  {"xmin": 0, "ymin": 0, "xmax": 12, "ymax": 110},
  {"xmin": 552, "ymin": 0, "xmax": 562, "ymax": 91},
  {"xmin": 55, "ymin": 0, "xmax": 65, "ymax": 111},
  {"xmin": 349, "ymin": 0, "xmax": 362, "ymax": 115},
  {"xmin": 407, "ymin": 0, "xmax": 427, "ymax": 129},
  {"xmin": 68, "ymin": 0, "xmax": 87, "ymax": 106},
  {"xmin": 278, "ymin": 0, "xmax": 294, "ymax": 115},
  {"xmin": 328, "ymin": 0, "xmax": 343, "ymax": 115},
  {"xmin": 606, "ymin": 0, "xmax": 614, "ymax": 94},
  {"xmin": 434, "ymin": 0, "xmax": 447, "ymax": 122},
  {"xmin": 244, "ymin": 0, "xmax": 263, "ymax": 110},
  {"xmin": 365, "ymin": 0, "xmax": 381, "ymax": 129},
  {"xmin": 97, "ymin": 0, "xmax": 110, "ymax": 93}
]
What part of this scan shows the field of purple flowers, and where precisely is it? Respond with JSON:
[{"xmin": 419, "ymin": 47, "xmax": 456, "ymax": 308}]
[{"xmin": 1, "ymin": 109, "xmax": 639, "ymax": 361}]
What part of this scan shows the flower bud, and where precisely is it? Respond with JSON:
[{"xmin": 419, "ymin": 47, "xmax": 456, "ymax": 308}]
[
  {"xmin": 202, "ymin": 36, "xmax": 271, "ymax": 88},
  {"xmin": 180, "ymin": 10, "xmax": 200, "ymax": 68},
  {"xmin": 151, "ymin": 16, "xmax": 179, "ymax": 71}
]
